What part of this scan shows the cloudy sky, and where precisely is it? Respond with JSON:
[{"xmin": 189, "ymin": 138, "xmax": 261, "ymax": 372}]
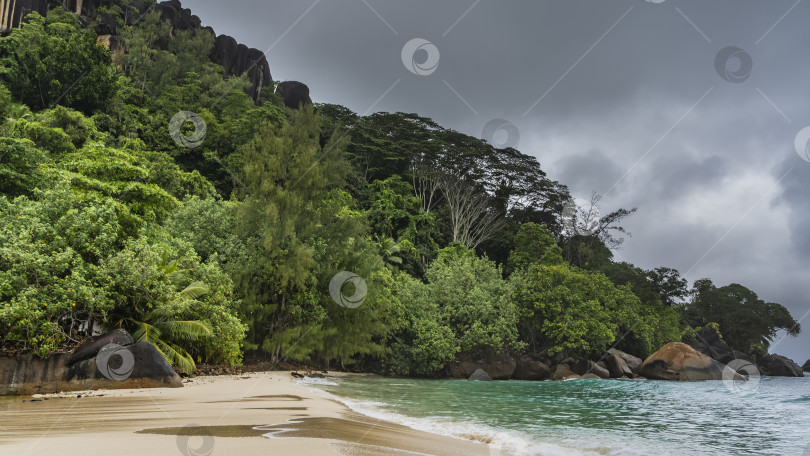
[{"xmin": 186, "ymin": 0, "xmax": 810, "ymax": 361}]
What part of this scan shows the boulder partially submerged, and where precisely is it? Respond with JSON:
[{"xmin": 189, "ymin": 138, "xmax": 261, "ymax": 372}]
[
  {"xmin": 640, "ymin": 342, "xmax": 745, "ymax": 381},
  {"xmin": 513, "ymin": 358, "xmax": 551, "ymax": 381},
  {"xmin": 803, "ymin": 360, "xmax": 810, "ymax": 373},
  {"xmin": 451, "ymin": 355, "xmax": 516, "ymax": 380},
  {"xmin": 757, "ymin": 354, "xmax": 803, "ymax": 377},
  {"xmin": 571, "ymin": 360, "xmax": 610, "ymax": 379},
  {"xmin": 468, "ymin": 369, "xmax": 492, "ymax": 381},
  {"xmin": 550, "ymin": 364, "xmax": 580, "ymax": 381},
  {"xmin": 0, "ymin": 331, "xmax": 182, "ymax": 396}
]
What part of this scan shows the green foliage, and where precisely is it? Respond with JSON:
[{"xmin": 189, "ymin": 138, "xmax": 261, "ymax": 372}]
[
  {"xmin": 36, "ymin": 106, "xmax": 101, "ymax": 148},
  {"xmin": 507, "ymin": 222, "xmax": 564, "ymax": 274},
  {"xmin": 0, "ymin": 184, "xmax": 120, "ymax": 354},
  {"xmin": 103, "ymin": 238, "xmax": 245, "ymax": 367},
  {"xmin": 232, "ymin": 106, "xmax": 389, "ymax": 364},
  {"xmin": 0, "ymin": 4, "xmax": 801, "ymax": 377},
  {"xmin": 560, "ymin": 234, "xmax": 614, "ymax": 270},
  {"xmin": 0, "ymin": 138, "xmax": 48, "ymax": 196},
  {"xmin": 513, "ymin": 263, "xmax": 675, "ymax": 358},
  {"xmin": 0, "ymin": 11, "xmax": 117, "ymax": 113},
  {"xmin": 362, "ymin": 176, "xmax": 439, "ymax": 278},
  {"xmin": 8, "ymin": 118, "xmax": 76, "ymax": 155},
  {"xmin": 164, "ymin": 196, "xmax": 241, "ymax": 263},
  {"xmin": 385, "ymin": 245, "xmax": 522, "ymax": 376},
  {"xmin": 683, "ymin": 280, "xmax": 800, "ymax": 353}
]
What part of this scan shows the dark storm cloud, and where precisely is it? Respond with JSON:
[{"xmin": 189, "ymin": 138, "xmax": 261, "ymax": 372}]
[{"xmin": 185, "ymin": 0, "xmax": 810, "ymax": 361}]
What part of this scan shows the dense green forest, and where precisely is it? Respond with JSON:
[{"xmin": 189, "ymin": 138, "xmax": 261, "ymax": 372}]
[{"xmin": 0, "ymin": 7, "xmax": 800, "ymax": 374}]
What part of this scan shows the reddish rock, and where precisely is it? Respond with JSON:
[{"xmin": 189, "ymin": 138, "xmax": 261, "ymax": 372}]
[{"xmin": 640, "ymin": 342, "xmax": 744, "ymax": 381}]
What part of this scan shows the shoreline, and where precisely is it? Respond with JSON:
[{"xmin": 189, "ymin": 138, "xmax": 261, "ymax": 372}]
[{"xmin": 0, "ymin": 371, "xmax": 492, "ymax": 456}]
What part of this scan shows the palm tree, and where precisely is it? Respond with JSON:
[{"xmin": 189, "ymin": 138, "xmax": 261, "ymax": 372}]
[
  {"xmin": 375, "ymin": 236, "xmax": 403, "ymax": 272},
  {"xmin": 111, "ymin": 252, "xmax": 213, "ymax": 373},
  {"xmin": 125, "ymin": 281, "xmax": 212, "ymax": 374}
]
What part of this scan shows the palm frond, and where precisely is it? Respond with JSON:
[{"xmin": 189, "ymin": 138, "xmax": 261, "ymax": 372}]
[
  {"xmin": 153, "ymin": 320, "xmax": 212, "ymax": 341},
  {"xmin": 153, "ymin": 338, "xmax": 196, "ymax": 374},
  {"xmin": 175, "ymin": 281, "xmax": 209, "ymax": 301}
]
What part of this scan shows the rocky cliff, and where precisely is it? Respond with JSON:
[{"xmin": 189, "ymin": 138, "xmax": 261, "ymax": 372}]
[{"xmin": 0, "ymin": 0, "xmax": 272, "ymax": 101}]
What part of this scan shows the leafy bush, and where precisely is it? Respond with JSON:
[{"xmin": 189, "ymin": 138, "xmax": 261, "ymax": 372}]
[
  {"xmin": 0, "ymin": 138, "xmax": 48, "ymax": 196},
  {"xmin": 384, "ymin": 245, "xmax": 522, "ymax": 376}
]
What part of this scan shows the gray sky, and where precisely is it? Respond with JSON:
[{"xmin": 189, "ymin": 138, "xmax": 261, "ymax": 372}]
[{"xmin": 186, "ymin": 0, "xmax": 810, "ymax": 362}]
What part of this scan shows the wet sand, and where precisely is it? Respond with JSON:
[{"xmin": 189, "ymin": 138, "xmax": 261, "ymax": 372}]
[{"xmin": 0, "ymin": 372, "xmax": 491, "ymax": 456}]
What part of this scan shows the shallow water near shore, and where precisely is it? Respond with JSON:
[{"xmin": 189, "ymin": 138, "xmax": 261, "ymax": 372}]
[{"xmin": 307, "ymin": 374, "xmax": 810, "ymax": 456}]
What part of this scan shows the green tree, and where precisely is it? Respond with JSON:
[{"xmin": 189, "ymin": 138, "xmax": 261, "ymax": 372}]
[
  {"xmin": 385, "ymin": 245, "xmax": 522, "ymax": 376},
  {"xmin": 0, "ymin": 10, "xmax": 117, "ymax": 113},
  {"xmin": 513, "ymin": 263, "xmax": 668, "ymax": 358},
  {"xmin": 683, "ymin": 280, "xmax": 800, "ymax": 353},
  {"xmin": 0, "ymin": 138, "xmax": 48, "ymax": 196},
  {"xmin": 233, "ymin": 106, "xmax": 389, "ymax": 365},
  {"xmin": 506, "ymin": 222, "xmax": 563, "ymax": 274}
]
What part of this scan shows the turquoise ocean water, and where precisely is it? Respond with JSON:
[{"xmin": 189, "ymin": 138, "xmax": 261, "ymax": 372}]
[{"xmin": 303, "ymin": 374, "xmax": 810, "ymax": 456}]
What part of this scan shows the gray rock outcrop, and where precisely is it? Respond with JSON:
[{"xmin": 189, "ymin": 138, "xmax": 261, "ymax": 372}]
[{"xmin": 0, "ymin": 331, "xmax": 182, "ymax": 395}]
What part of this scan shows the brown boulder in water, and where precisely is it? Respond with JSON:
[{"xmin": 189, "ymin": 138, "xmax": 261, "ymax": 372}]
[{"xmin": 640, "ymin": 342, "xmax": 745, "ymax": 381}]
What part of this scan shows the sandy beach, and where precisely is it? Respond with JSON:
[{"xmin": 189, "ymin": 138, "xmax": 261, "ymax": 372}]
[{"xmin": 0, "ymin": 372, "xmax": 491, "ymax": 456}]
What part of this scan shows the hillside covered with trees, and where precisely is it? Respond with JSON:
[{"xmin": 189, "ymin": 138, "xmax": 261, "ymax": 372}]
[{"xmin": 0, "ymin": 3, "xmax": 800, "ymax": 375}]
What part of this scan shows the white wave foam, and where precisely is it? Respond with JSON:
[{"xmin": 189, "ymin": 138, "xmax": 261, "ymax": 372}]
[
  {"xmin": 301, "ymin": 379, "xmax": 609, "ymax": 456},
  {"xmin": 294, "ymin": 376, "xmax": 339, "ymax": 387}
]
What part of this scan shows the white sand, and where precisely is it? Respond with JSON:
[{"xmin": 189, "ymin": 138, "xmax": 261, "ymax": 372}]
[{"xmin": 0, "ymin": 372, "xmax": 491, "ymax": 456}]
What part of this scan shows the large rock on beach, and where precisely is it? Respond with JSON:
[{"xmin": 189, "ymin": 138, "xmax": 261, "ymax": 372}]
[
  {"xmin": 639, "ymin": 342, "xmax": 744, "ymax": 381},
  {"xmin": 513, "ymin": 359, "xmax": 550, "ymax": 381},
  {"xmin": 571, "ymin": 360, "xmax": 610, "ymax": 379},
  {"xmin": 67, "ymin": 328, "xmax": 133, "ymax": 365},
  {"xmin": 0, "ymin": 331, "xmax": 182, "ymax": 395},
  {"xmin": 685, "ymin": 326, "xmax": 735, "ymax": 365},
  {"xmin": 757, "ymin": 354, "xmax": 803, "ymax": 377},
  {"xmin": 606, "ymin": 354, "xmax": 634, "ymax": 378},
  {"xmin": 803, "ymin": 360, "xmax": 810, "ymax": 372},
  {"xmin": 606, "ymin": 349, "xmax": 642, "ymax": 373}
]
